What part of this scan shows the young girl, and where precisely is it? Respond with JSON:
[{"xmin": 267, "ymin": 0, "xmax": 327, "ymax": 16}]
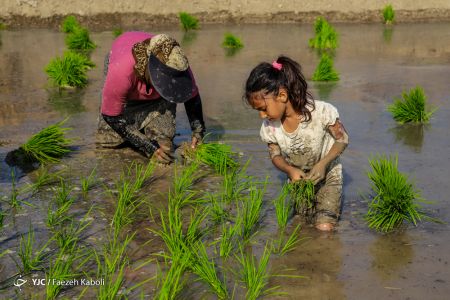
[{"xmin": 244, "ymin": 56, "xmax": 349, "ymax": 231}]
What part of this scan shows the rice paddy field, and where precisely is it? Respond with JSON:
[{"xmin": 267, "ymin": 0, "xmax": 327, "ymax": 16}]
[{"xmin": 1, "ymin": 22, "xmax": 450, "ymax": 299}]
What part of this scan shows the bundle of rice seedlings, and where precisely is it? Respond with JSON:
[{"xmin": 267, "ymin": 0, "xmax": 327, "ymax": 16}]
[
  {"xmin": 382, "ymin": 4, "xmax": 395, "ymax": 24},
  {"xmin": 387, "ymin": 86, "xmax": 437, "ymax": 124},
  {"xmin": 15, "ymin": 120, "xmax": 72, "ymax": 164},
  {"xmin": 179, "ymin": 12, "xmax": 199, "ymax": 31},
  {"xmin": 187, "ymin": 142, "xmax": 238, "ymax": 175},
  {"xmin": 112, "ymin": 28, "xmax": 123, "ymax": 38},
  {"xmin": 45, "ymin": 51, "xmax": 94, "ymax": 88},
  {"xmin": 273, "ymin": 183, "xmax": 292, "ymax": 231},
  {"xmin": 65, "ymin": 27, "xmax": 96, "ymax": 51},
  {"xmin": 365, "ymin": 154, "xmax": 432, "ymax": 232},
  {"xmin": 61, "ymin": 15, "xmax": 80, "ymax": 33},
  {"xmin": 309, "ymin": 17, "xmax": 338, "ymax": 50},
  {"xmin": 290, "ymin": 179, "xmax": 315, "ymax": 214},
  {"xmin": 312, "ymin": 53, "xmax": 339, "ymax": 81},
  {"xmin": 222, "ymin": 33, "xmax": 244, "ymax": 49}
]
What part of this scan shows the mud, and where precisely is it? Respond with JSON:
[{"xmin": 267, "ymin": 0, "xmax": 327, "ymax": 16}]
[{"xmin": 1, "ymin": 23, "xmax": 450, "ymax": 299}]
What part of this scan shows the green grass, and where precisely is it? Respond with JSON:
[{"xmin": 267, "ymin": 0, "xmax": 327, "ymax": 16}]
[
  {"xmin": 387, "ymin": 86, "xmax": 437, "ymax": 124},
  {"xmin": 273, "ymin": 183, "xmax": 292, "ymax": 231},
  {"xmin": 222, "ymin": 33, "xmax": 244, "ymax": 49},
  {"xmin": 112, "ymin": 28, "xmax": 123, "ymax": 38},
  {"xmin": 65, "ymin": 27, "xmax": 97, "ymax": 51},
  {"xmin": 309, "ymin": 17, "xmax": 338, "ymax": 50},
  {"xmin": 290, "ymin": 179, "xmax": 315, "ymax": 214},
  {"xmin": 206, "ymin": 192, "xmax": 229, "ymax": 224},
  {"xmin": 47, "ymin": 199, "xmax": 73, "ymax": 228},
  {"xmin": 365, "ymin": 154, "xmax": 432, "ymax": 232},
  {"xmin": 312, "ymin": 53, "xmax": 339, "ymax": 81},
  {"xmin": 382, "ymin": 4, "xmax": 395, "ymax": 24},
  {"xmin": 61, "ymin": 15, "xmax": 81, "ymax": 33},
  {"xmin": 155, "ymin": 251, "xmax": 191, "ymax": 299},
  {"xmin": 190, "ymin": 242, "xmax": 228, "ymax": 299},
  {"xmin": 179, "ymin": 12, "xmax": 199, "ymax": 31},
  {"xmin": 45, "ymin": 51, "xmax": 94, "ymax": 88},
  {"xmin": 236, "ymin": 243, "xmax": 279, "ymax": 300},
  {"xmin": 221, "ymin": 160, "xmax": 251, "ymax": 203},
  {"xmin": 170, "ymin": 162, "xmax": 201, "ymax": 208}
]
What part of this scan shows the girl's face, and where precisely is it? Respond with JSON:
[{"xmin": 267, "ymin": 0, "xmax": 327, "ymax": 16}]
[{"xmin": 249, "ymin": 89, "xmax": 288, "ymax": 122}]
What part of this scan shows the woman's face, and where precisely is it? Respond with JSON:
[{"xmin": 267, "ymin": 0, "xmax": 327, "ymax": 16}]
[{"xmin": 249, "ymin": 90, "xmax": 287, "ymax": 122}]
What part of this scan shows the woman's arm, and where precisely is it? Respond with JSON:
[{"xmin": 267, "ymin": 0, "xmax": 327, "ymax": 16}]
[{"xmin": 184, "ymin": 93, "xmax": 206, "ymax": 147}]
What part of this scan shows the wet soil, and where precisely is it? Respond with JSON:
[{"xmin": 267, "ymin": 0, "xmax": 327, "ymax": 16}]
[{"xmin": 1, "ymin": 23, "xmax": 450, "ymax": 299}]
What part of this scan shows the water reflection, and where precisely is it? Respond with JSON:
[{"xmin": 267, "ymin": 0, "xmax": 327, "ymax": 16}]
[
  {"xmin": 389, "ymin": 124, "xmax": 426, "ymax": 152},
  {"xmin": 181, "ymin": 31, "xmax": 198, "ymax": 47},
  {"xmin": 271, "ymin": 226, "xmax": 345, "ymax": 299},
  {"xmin": 313, "ymin": 82, "xmax": 338, "ymax": 101},
  {"xmin": 369, "ymin": 232, "xmax": 414, "ymax": 281},
  {"xmin": 46, "ymin": 88, "xmax": 86, "ymax": 115},
  {"xmin": 383, "ymin": 26, "xmax": 394, "ymax": 43}
]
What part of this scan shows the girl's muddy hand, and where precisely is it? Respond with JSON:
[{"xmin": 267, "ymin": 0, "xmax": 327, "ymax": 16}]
[
  {"xmin": 287, "ymin": 167, "xmax": 306, "ymax": 182},
  {"xmin": 306, "ymin": 163, "xmax": 326, "ymax": 184}
]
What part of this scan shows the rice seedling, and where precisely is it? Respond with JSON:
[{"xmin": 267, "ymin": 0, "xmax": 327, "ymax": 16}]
[
  {"xmin": 206, "ymin": 192, "xmax": 229, "ymax": 224},
  {"xmin": 312, "ymin": 53, "xmax": 339, "ymax": 81},
  {"xmin": 61, "ymin": 15, "xmax": 81, "ymax": 33},
  {"xmin": 9, "ymin": 168, "xmax": 21, "ymax": 208},
  {"xmin": 0, "ymin": 211, "xmax": 4, "ymax": 228},
  {"xmin": 365, "ymin": 154, "xmax": 433, "ymax": 232},
  {"xmin": 184, "ymin": 208, "xmax": 209, "ymax": 246},
  {"xmin": 273, "ymin": 183, "xmax": 292, "ymax": 231},
  {"xmin": 153, "ymin": 206, "xmax": 184, "ymax": 256},
  {"xmin": 46, "ymin": 200, "xmax": 73, "ymax": 229},
  {"xmin": 190, "ymin": 241, "xmax": 229, "ymax": 299},
  {"xmin": 18, "ymin": 120, "xmax": 72, "ymax": 164},
  {"xmin": 53, "ymin": 208, "xmax": 92, "ymax": 251},
  {"xmin": 170, "ymin": 162, "xmax": 201, "ymax": 208},
  {"xmin": 187, "ymin": 142, "xmax": 238, "ymax": 175},
  {"xmin": 274, "ymin": 224, "xmax": 305, "ymax": 256},
  {"xmin": 236, "ymin": 243, "xmax": 280, "ymax": 300},
  {"xmin": 80, "ymin": 167, "xmax": 97, "ymax": 197},
  {"xmin": 127, "ymin": 161, "xmax": 156, "ymax": 191},
  {"xmin": 155, "ymin": 251, "xmax": 191, "ymax": 300},
  {"xmin": 65, "ymin": 27, "xmax": 97, "ymax": 51},
  {"xmin": 387, "ymin": 86, "xmax": 437, "ymax": 124},
  {"xmin": 96, "ymin": 233, "xmax": 134, "ymax": 300},
  {"xmin": 53, "ymin": 179, "xmax": 74, "ymax": 207},
  {"xmin": 222, "ymin": 33, "xmax": 244, "ymax": 49},
  {"xmin": 45, "ymin": 245, "xmax": 89, "ymax": 300},
  {"xmin": 179, "ymin": 12, "xmax": 199, "ymax": 31},
  {"xmin": 240, "ymin": 179, "xmax": 267, "ymax": 240},
  {"xmin": 218, "ymin": 221, "xmax": 240, "ymax": 258},
  {"xmin": 290, "ymin": 179, "xmax": 315, "ymax": 214},
  {"xmin": 45, "ymin": 51, "xmax": 94, "ymax": 88},
  {"xmin": 112, "ymin": 28, "xmax": 123, "ymax": 38},
  {"xmin": 382, "ymin": 4, "xmax": 395, "ymax": 24},
  {"xmin": 309, "ymin": 17, "xmax": 338, "ymax": 50},
  {"xmin": 221, "ymin": 159, "xmax": 252, "ymax": 203},
  {"xmin": 17, "ymin": 225, "xmax": 51, "ymax": 273},
  {"xmin": 25, "ymin": 166, "xmax": 63, "ymax": 194}
]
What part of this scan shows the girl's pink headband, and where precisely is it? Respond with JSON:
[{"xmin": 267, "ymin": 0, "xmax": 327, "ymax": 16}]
[{"xmin": 272, "ymin": 61, "xmax": 282, "ymax": 71}]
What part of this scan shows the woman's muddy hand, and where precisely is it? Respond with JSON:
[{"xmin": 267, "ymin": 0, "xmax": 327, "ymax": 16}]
[{"xmin": 153, "ymin": 145, "xmax": 174, "ymax": 164}]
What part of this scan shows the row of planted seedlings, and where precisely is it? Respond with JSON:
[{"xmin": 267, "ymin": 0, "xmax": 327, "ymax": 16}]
[
  {"xmin": 148, "ymin": 142, "xmax": 308, "ymax": 299},
  {"xmin": 45, "ymin": 16, "xmax": 96, "ymax": 88}
]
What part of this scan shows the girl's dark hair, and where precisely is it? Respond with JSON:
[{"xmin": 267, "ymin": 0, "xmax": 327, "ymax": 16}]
[{"xmin": 243, "ymin": 55, "xmax": 315, "ymax": 122}]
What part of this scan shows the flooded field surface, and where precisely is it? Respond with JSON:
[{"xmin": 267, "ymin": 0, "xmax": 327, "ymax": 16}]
[{"xmin": 1, "ymin": 23, "xmax": 450, "ymax": 299}]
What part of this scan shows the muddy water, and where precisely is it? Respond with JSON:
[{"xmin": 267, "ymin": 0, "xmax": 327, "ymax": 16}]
[{"xmin": 1, "ymin": 23, "xmax": 450, "ymax": 299}]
